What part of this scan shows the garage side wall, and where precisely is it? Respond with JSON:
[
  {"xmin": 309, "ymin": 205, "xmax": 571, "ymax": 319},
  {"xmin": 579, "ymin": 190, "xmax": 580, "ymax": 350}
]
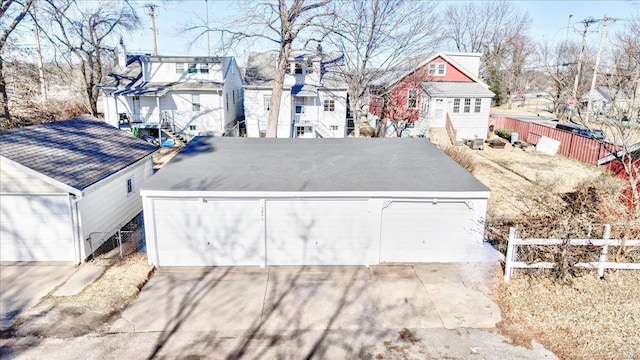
[
  {"xmin": 142, "ymin": 194, "xmax": 489, "ymax": 267},
  {"xmin": 78, "ymin": 156, "xmax": 154, "ymax": 259}
]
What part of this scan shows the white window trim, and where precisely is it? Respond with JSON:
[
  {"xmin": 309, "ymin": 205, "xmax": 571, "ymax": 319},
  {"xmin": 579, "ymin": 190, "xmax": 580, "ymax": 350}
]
[
  {"xmin": 463, "ymin": 98, "xmax": 471, "ymax": 113},
  {"xmin": 323, "ymin": 99, "xmax": 335, "ymax": 112},
  {"xmin": 474, "ymin": 98, "xmax": 482, "ymax": 113},
  {"xmin": 453, "ymin": 98, "xmax": 460, "ymax": 113},
  {"xmin": 407, "ymin": 89, "xmax": 417, "ymax": 109},
  {"xmin": 126, "ymin": 176, "xmax": 135, "ymax": 197},
  {"xmin": 428, "ymin": 62, "xmax": 446, "ymax": 77}
]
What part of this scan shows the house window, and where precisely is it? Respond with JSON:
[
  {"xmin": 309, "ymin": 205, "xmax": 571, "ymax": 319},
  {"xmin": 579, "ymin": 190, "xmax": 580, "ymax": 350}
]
[
  {"xmin": 306, "ymin": 60, "xmax": 314, "ymax": 74},
  {"xmin": 474, "ymin": 98, "xmax": 481, "ymax": 113},
  {"xmin": 464, "ymin": 98, "xmax": 471, "ymax": 113},
  {"xmin": 296, "ymin": 126, "xmax": 307, "ymax": 136},
  {"xmin": 200, "ymin": 63, "xmax": 209, "ymax": 74},
  {"xmin": 226, "ymin": 93, "xmax": 229, "ymax": 111},
  {"xmin": 428, "ymin": 62, "xmax": 446, "ymax": 76},
  {"xmin": 285, "ymin": 62, "xmax": 291, "ymax": 74},
  {"xmin": 188, "ymin": 63, "xmax": 197, "ymax": 73},
  {"xmin": 264, "ymin": 95, "xmax": 271, "ymax": 111},
  {"xmin": 323, "ymin": 99, "xmax": 335, "ymax": 112},
  {"xmin": 176, "ymin": 63, "xmax": 184, "ymax": 73},
  {"xmin": 189, "ymin": 125, "xmax": 197, "ymax": 131},
  {"xmin": 192, "ymin": 94, "xmax": 200, "ymax": 111},
  {"xmin": 330, "ymin": 125, "xmax": 339, "ymax": 131},
  {"xmin": 407, "ymin": 89, "xmax": 417, "ymax": 109},
  {"xmin": 126, "ymin": 177, "xmax": 135, "ymax": 197},
  {"xmin": 453, "ymin": 98, "xmax": 460, "ymax": 113},
  {"xmin": 294, "ymin": 62, "xmax": 303, "ymax": 74},
  {"xmin": 295, "ymin": 97, "xmax": 305, "ymax": 114},
  {"xmin": 232, "ymin": 90, "xmax": 236, "ymax": 104}
]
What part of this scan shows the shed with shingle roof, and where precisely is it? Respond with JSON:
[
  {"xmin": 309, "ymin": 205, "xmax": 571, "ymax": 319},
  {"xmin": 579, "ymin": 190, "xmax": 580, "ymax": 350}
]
[
  {"xmin": 0, "ymin": 116, "xmax": 157, "ymax": 263},
  {"xmin": 140, "ymin": 137, "xmax": 491, "ymax": 267}
]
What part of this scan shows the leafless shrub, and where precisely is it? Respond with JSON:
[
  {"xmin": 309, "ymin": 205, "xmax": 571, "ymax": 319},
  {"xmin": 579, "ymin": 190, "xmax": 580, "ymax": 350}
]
[
  {"xmin": 442, "ymin": 145, "xmax": 475, "ymax": 173},
  {"xmin": 487, "ymin": 174, "xmax": 639, "ymax": 282}
]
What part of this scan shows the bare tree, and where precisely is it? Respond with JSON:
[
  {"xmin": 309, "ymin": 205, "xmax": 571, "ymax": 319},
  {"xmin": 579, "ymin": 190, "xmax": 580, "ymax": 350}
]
[
  {"xmin": 188, "ymin": 0, "xmax": 330, "ymax": 138},
  {"xmin": 316, "ymin": 0, "xmax": 439, "ymax": 137},
  {"xmin": 40, "ymin": 0, "xmax": 140, "ymax": 116},
  {"xmin": 537, "ymin": 40, "xmax": 582, "ymax": 117},
  {"xmin": 440, "ymin": 0, "xmax": 532, "ymax": 105},
  {"xmin": 0, "ymin": 0, "xmax": 34, "ymax": 121}
]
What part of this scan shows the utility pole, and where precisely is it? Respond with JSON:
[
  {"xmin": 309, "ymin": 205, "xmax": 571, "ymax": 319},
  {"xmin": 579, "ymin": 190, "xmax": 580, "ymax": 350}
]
[
  {"xmin": 146, "ymin": 3, "xmax": 158, "ymax": 56},
  {"xmin": 572, "ymin": 17, "xmax": 597, "ymax": 102},
  {"xmin": 586, "ymin": 16, "xmax": 617, "ymax": 124},
  {"xmin": 31, "ymin": 0, "xmax": 47, "ymax": 102}
]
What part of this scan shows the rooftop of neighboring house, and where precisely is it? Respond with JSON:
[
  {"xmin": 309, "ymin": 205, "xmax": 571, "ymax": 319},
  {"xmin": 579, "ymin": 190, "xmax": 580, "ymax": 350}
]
[
  {"xmin": 580, "ymin": 86, "xmax": 630, "ymax": 103},
  {"xmin": 141, "ymin": 137, "xmax": 490, "ymax": 193},
  {"xmin": 370, "ymin": 52, "xmax": 483, "ymax": 88},
  {"xmin": 0, "ymin": 115, "xmax": 157, "ymax": 191},
  {"xmin": 243, "ymin": 51, "xmax": 347, "ymax": 89}
]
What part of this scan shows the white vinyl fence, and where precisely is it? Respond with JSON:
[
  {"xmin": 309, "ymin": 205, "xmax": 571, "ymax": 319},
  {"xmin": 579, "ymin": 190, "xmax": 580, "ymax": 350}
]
[{"xmin": 504, "ymin": 225, "xmax": 640, "ymax": 282}]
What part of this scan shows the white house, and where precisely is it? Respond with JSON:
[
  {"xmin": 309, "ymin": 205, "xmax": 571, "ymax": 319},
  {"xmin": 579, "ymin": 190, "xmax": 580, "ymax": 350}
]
[
  {"xmin": 0, "ymin": 116, "xmax": 157, "ymax": 263},
  {"xmin": 243, "ymin": 52, "xmax": 349, "ymax": 138},
  {"xmin": 580, "ymin": 86, "xmax": 631, "ymax": 116},
  {"xmin": 140, "ymin": 137, "xmax": 490, "ymax": 267},
  {"xmin": 100, "ymin": 42, "xmax": 244, "ymax": 141}
]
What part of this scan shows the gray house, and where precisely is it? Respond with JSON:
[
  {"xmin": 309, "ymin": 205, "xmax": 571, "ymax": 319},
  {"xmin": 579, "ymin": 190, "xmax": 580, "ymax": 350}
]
[
  {"xmin": 141, "ymin": 137, "xmax": 490, "ymax": 267},
  {"xmin": 0, "ymin": 116, "xmax": 157, "ymax": 263}
]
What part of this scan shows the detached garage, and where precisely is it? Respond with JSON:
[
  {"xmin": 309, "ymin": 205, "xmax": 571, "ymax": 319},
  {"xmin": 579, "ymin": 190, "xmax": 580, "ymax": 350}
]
[
  {"xmin": 0, "ymin": 116, "xmax": 157, "ymax": 263},
  {"xmin": 141, "ymin": 137, "xmax": 490, "ymax": 267}
]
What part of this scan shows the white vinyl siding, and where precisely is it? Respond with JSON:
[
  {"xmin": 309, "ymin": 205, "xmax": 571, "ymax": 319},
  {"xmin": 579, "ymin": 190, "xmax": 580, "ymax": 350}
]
[
  {"xmin": 152, "ymin": 199, "xmax": 262, "ymax": 266},
  {"xmin": 0, "ymin": 159, "xmax": 65, "ymax": 193},
  {"xmin": 265, "ymin": 200, "xmax": 370, "ymax": 265},
  {"xmin": 0, "ymin": 194, "xmax": 75, "ymax": 262},
  {"xmin": 379, "ymin": 202, "xmax": 475, "ymax": 263},
  {"xmin": 78, "ymin": 157, "xmax": 153, "ymax": 259}
]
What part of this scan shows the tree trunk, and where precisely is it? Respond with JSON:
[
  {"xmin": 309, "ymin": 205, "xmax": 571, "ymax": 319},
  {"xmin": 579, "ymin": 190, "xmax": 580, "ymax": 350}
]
[
  {"xmin": 0, "ymin": 57, "xmax": 9, "ymax": 121},
  {"xmin": 266, "ymin": 44, "xmax": 292, "ymax": 138}
]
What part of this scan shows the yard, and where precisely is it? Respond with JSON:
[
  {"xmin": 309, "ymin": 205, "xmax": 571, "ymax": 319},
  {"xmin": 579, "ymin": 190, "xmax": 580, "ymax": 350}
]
[{"xmin": 441, "ymin": 134, "xmax": 640, "ymax": 359}]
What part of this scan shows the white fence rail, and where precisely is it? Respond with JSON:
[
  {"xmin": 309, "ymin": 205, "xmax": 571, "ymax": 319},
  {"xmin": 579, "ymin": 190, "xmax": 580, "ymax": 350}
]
[{"xmin": 504, "ymin": 225, "xmax": 640, "ymax": 282}]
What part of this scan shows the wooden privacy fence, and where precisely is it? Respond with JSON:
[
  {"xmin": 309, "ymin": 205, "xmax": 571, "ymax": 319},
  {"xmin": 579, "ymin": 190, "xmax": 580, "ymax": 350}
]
[
  {"xmin": 504, "ymin": 225, "xmax": 640, "ymax": 282},
  {"xmin": 445, "ymin": 113, "xmax": 457, "ymax": 145},
  {"xmin": 490, "ymin": 116, "xmax": 614, "ymax": 165}
]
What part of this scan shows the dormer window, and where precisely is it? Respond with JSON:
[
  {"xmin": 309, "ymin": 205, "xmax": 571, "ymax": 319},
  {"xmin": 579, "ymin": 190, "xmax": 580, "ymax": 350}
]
[
  {"xmin": 176, "ymin": 63, "xmax": 184, "ymax": 73},
  {"xmin": 200, "ymin": 63, "xmax": 209, "ymax": 74},
  {"xmin": 294, "ymin": 63, "xmax": 303, "ymax": 74},
  {"xmin": 428, "ymin": 62, "xmax": 446, "ymax": 76},
  {"xmin": 188, "ymin": 63, "xmax": 197, "ymax": 74},
  {"xmin": 306, "ymin": 60, "xmax": 314, "ymax": 74}
]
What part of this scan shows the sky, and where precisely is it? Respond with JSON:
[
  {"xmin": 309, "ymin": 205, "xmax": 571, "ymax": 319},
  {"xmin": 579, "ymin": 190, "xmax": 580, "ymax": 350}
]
[
  {"xmin": 121, "ymin": 0, "xmax": 639, "ymax": 65},
  {"xmin": 9, "ymin": 0, "xmax": 639, "ymax": 64}
]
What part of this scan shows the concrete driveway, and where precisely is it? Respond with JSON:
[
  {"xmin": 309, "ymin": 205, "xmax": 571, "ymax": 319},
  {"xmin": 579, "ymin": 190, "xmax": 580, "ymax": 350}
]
[
  {"xmin": 0, "ymin": 265, "xmax": 77, "ymax": 330},
  {"xmin": 76, "ymin": 263, "xmax": 553, "ymax": 359}
]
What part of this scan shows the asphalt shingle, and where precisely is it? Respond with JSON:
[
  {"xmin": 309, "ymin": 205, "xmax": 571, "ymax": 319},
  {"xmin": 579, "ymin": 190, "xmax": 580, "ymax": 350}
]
[{"xmin": 0, "ymin": 115, "xmax": 157, "ymax": 191}]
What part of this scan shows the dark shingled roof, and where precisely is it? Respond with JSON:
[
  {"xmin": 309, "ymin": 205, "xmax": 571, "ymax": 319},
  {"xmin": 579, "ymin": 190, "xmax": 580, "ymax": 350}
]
[
  {"xmin": 141, "ymin": 137, "xmax": 490, "ymax": 193},
  {"xmin": 0, "ymin": 115, "xmax": 157, "ymax": 191}
]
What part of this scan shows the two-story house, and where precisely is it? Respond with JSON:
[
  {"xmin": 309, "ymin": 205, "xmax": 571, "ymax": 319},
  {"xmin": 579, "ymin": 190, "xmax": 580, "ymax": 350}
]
[
  {"xmin": 243, "ymin": 52, "xmax": 348, "ymax": 138},
  {"xmin": 100, "ymin": 41, "xmax": 244, "ymax": 141},
  {"xmin": 370, "ymin": 52, "xmax": 494, "ymax": 142}
]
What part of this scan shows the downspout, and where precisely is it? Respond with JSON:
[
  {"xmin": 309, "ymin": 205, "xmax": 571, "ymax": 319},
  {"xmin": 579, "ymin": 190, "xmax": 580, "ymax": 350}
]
[
  {"xmin": 157, "ymin": 96, "xmax": 161, "ymax": 144},
  {"xmin": 68, "ymin": 193, "xmax": 83, "ymax": 265}
]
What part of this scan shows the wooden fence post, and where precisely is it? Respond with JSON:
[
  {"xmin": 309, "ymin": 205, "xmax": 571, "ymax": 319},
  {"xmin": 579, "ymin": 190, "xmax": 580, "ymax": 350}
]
[
  {"xmin": 504, "ymin": 227, "xmax": 517, "ymax": 283},
  {"xmin": 598, "ymin": 224, "xmax": 611, "ymax": 278}
]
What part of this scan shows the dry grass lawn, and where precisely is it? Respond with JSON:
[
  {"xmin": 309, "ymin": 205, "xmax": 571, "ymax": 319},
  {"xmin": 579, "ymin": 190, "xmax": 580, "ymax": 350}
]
[{"xmin": 434, "ymin": 131, "xmax": 640, "ymax": 359}]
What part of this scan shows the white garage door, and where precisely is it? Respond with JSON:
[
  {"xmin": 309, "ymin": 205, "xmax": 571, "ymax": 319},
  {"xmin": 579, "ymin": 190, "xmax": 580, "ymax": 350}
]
[
  {"xmin": 380, "ymin": 201, "xmax": 475, "ymax": 263},
  {"xmin": 0, "ymin": 194, "xmax": 75, "ymax": 262},
  {"xmin": 153, "ymin": 199, "xmax": 262, "ymax": 266},
  {"xmin": 266, "ymin": 200, "xmax": 369, "ymax": 265}
]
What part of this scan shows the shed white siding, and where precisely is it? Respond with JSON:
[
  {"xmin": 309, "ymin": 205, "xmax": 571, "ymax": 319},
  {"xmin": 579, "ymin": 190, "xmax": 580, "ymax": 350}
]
[
  {"xmin": 0, "ymin": 194, "xmax": 75, "ymax": 262},
  {"xmin": 265, "ymin": 200, "xmax": 369, "ymax": 265},
  {"xmin": 0, "ymin": 159, "xmax": 64, "ymax": 193},
  {"xmin": 151, "ymin": 198, "xmax": 262, "ymax": 266},
  {"xmin": 142, "ymin": 194, "xmax": 488, "ymax": 267},
  {"xmin": 78, "ymin": 157, "xmax": 154, "ymax": 259}
]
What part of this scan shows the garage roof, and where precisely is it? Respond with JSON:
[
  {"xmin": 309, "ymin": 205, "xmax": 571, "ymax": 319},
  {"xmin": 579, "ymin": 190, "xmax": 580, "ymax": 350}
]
[
  {"xmin": 0, "ymin": 115, "xmax": 157, "ymax": 191},
  {"xmin": 142, "ymin": 137, "xmax": 489, "ymax": 193}
]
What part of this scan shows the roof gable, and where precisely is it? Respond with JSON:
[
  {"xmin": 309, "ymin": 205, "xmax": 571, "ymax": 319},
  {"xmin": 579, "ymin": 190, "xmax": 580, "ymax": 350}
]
[
  {"xmin": 382, "ymin": 52, "xmax": 488, "ymax": 89},
  {"xmin": 0, "ymin": 115, "xmax": 157, "ymax": 191}
]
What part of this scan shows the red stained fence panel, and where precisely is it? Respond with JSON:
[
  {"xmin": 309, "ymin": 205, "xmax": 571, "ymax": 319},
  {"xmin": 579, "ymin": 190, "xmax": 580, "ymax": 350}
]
[{"xmin": 490, "ymin": 116, "xmax": 614, "ymax": 166}]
